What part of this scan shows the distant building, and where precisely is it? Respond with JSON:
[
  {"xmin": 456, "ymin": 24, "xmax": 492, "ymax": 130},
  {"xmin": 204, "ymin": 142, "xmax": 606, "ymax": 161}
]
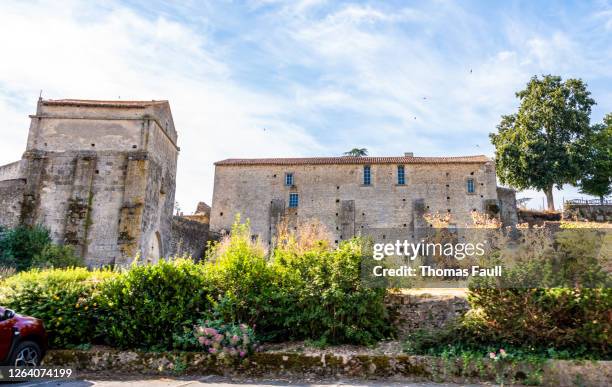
[
  {"xmin": 0, "ymin": 98, "xmax": 179, "ymax": 266},
  {"xmin": 210, "ymin": 154, "xmax": 516, "ymax": 245}
]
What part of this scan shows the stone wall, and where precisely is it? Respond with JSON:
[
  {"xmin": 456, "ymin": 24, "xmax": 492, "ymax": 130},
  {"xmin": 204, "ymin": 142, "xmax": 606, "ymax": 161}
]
[
  {"xmin": 211, "ymin": 158, "xmax": 500, "ymax": 246},
  {"xmin": 518, "ymin": 209, "xmax": 561, "ymax": 225},
  {"xmin": 43, "ymin": 348, "xmax": 612, "ymax": 386},
  {"xmin": 0, "ymin": 160, "xmax": 24, "ymax": 181},
  {"xmin": 564, "ymin": 203, "xmax": 612, "ymax": 222},
  {"xmin": 0, "ymin": 179, "xmax": 25, "ymax": 229},
  {"xmin": 169, "ymin": 216, "xmax": 210, "ymax": 259},
  {"xmin": 386, "ymin": 293, "xmax": 469, "ymax": 338},
  {"xmin": 496, "ymin": 187, "xmax": 518, "ymax": 226}
]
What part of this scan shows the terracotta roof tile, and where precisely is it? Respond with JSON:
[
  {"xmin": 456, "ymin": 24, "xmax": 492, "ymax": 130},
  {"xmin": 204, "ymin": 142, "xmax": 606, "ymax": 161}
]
[
  {"xmin": 215, "ymin": 155, "xmax": 490, "ymax": 166},
  {"xmin": 41, "ymin": 99, "xmax": 168, "ymax": 108}
]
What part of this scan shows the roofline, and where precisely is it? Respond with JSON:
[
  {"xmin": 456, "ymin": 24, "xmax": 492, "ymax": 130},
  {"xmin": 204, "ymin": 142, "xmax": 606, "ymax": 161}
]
[
  {"xmin": 41, "ymin": 99, "xmax": 169, "ymax": 109},
  {"xmin": 214, "ymin": 155, "xmax": 491, "ymax": 166}
]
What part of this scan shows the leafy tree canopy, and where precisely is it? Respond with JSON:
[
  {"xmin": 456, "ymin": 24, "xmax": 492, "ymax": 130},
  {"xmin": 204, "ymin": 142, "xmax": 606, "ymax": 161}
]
[
  {"xmin": 578, "ymin": 113, "xmax": 612, "ymax": 203},
  {"xmin": 490, "ymin": 75, "xmax": 596, "ymax": 210},
  {"xmin": 343, "ymin": 148, "xmax": 368, "ymax": 157}
]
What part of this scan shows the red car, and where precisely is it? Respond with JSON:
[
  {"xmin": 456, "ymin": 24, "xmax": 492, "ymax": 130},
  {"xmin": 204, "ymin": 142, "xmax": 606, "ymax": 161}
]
[{"xmin": 0, "ymin": 306, "xmax": 48, "ymax": 366}]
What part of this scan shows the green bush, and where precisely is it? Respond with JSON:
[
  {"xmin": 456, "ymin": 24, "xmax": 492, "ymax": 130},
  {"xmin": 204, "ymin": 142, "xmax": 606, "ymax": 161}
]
[
  {"xmin": 0, "ymin": 225, "xmax": 84, "ymax": 271},
  {"xmin": 95, "ymin": 258, "xmax": 213, "ymax": 350},
  {"xmin": 0, "ymin": 267, "xmax": 115, "ymax": 348},
  {"xmin": 272, "ymin": 239, "xmax": 391, "ymax": 345},
  {"xmin": 205, "ymin": 219, "xmax": 391, "ymax": 345},
  {"xmin": 0, "ymin": 225, "xmax": 52, "ymax": 271},
  {"xmin": 32, "ymin": 244, "xmax": 84, "ymax": 269},
  {"xmin": 204, "ymin": 220, "xmax": 290, "ymax": 341},
  {"xmin": 466, "ymin": 229, "xmax": 611, "ymax": 357}
]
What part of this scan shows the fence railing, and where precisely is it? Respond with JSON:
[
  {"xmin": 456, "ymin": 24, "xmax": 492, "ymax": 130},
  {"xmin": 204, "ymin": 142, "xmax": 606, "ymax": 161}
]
[{"xmin": 565, "ymin": 198, "xmax": 612, "ymax": 206}]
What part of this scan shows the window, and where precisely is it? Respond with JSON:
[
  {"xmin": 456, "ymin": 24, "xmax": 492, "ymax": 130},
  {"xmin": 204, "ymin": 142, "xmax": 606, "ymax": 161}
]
[
  {"xmin": 363, "ymin": 166, "xmax": 371, "ymax": 185},
  {"xmin": 397, "ymin": 165, "xmax": 405, "ymax": 185},
  {"xmin": 285, "ymin": 173, "xmax": 294, "ymax": 186},
  {"xmin": 289, "ymin": 192, "xmax": 299, "ymax": 208},
  {"xmin": 467, "ymin": 178, "xmax": 475, "ymax": 193}
]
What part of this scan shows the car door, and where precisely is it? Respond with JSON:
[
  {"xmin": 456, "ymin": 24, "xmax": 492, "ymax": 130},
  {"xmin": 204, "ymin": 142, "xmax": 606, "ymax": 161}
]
[{"xmin": 0, "ymin": 308, "xmax": 15, "ymax": 362}]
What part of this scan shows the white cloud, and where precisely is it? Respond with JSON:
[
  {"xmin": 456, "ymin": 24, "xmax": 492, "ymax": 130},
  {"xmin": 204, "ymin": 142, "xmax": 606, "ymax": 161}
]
[{"xmin": 0, "ymin": 0, "xmax": 323, "ymax": 212}]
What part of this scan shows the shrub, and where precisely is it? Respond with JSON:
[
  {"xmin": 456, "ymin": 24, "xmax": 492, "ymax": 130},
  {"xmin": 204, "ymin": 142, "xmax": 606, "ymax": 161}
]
[
  {"xmin": 0, "ymin": 267, "xmax": 115, "ymax": 348},
  {"xmin": 204, "ymin": 219, "xmax": 289, "ymax": 340},
  {"xmin": 272, "ymin": 239, "xmax": 391, "ymax": 345},
  {"xmin": 205, "ymin": 218, "xmax": 391, "ymax": 345},
  {"xmin": 467, "ymin": 229, "xmax": 611, "ymax": 357},
  {"xmin": 32, "ymin": 244, "xmax": 84, "ymax": 269},
  {"xmin": 0, "ymin": 225, "xmax": 84, "ymax": 271},
  {"xmin": 0, "ymin": 225, "xmax": 52, "ymax": 271},
  {"xmin": 95, "ymin": 258, "xmax": 213, "ymax": 350}
]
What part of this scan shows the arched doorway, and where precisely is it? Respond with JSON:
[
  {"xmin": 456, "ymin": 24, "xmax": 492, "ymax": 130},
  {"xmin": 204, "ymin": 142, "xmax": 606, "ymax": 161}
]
[{"xmin": 146, "ymin": 231, "xmax": 162, "ymax": 263}]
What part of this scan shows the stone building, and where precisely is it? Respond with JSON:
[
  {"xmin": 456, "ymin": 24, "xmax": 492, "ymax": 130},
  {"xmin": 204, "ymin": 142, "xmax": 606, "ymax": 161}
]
[
  {"xmin": 210, "ymin": 154, "xmax": 515, "ymax": 245},
  {"xmin": 0, "ymin": 98, "xmax": 179, "ymax": 266},
  {"xmin": 169, "ymin": 202, "xmax": 211, "ymax": 260}
]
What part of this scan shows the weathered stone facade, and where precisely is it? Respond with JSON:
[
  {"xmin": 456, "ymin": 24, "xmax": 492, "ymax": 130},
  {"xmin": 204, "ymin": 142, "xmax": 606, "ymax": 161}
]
[
  {"xmin": 210, "ymin": 155, "xmax": 510, "ymax": 245},
  {"xmin": 169, "ymin": 216, "xmax": 210, "ymax": 260},
  {"xmin": 0, "ymin": 98, "xmax": 179, "ymax": 266}
]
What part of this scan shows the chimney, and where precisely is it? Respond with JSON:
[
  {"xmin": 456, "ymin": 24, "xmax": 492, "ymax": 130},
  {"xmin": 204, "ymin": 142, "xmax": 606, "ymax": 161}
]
[{"xmin": 404, "ymin": 152, "xmax": 414, "ymax": 157}]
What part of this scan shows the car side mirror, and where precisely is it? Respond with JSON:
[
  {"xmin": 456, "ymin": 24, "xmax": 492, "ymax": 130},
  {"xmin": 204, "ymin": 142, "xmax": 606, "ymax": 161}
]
[{"xmin": 2, "ymin": 309, "xmax": 15, "ymax": 320}]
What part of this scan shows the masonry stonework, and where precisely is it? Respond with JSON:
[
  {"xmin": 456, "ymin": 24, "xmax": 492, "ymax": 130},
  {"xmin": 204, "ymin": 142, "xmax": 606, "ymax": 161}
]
[
  {"xmin": 0, "ymin": 98, "xmax": 179, "ymax": 266},
  {"xmin": 210, "ymin": 156, "xmax": 507, "ymax": 245}
]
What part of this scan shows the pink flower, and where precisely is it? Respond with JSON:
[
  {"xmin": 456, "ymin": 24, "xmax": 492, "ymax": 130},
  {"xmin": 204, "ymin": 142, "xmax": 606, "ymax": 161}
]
[
  {"xmin": 208, "ymin": 347, "xmax": 217, "ymax": 354},
  {"xmin": 214, "ymin": 334, "xmax": 224, "ymax": 342},
  {"xmin": 239, "ymin": 351, "xmax": 246, "ymax": 357},
  {"xmin": 489, "ymin": 352, "xmax": 496, "ymax": 359},
  {"xmin": 198, "ymin": 336, "xmax": 206, "ymax": 345},
  {"xmin": 203, "ymin": 327, "xmax": 218, "ymax": 336},
  {"xmin": 499, "ymin": 349, "xmax": 507, "ymax": 358},
  {"xmin": 231, "ymin": 335, "xmax": 239, "ymax": 344}
]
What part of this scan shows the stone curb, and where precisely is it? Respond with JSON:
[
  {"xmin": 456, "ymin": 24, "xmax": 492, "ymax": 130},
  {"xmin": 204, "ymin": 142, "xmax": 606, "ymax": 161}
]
[{"xmin": 43, "ymin": 349, "xmax": 611, "ymax": 386}]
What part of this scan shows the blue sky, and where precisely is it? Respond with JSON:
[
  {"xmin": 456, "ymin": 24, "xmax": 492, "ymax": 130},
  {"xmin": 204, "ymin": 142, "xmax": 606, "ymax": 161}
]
[{"xmin": 1, "ymin": 0, "xmax": 611, "ymax": 211}]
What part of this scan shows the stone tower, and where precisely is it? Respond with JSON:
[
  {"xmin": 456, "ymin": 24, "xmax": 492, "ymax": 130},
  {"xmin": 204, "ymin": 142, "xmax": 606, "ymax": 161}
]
[{"xmin": 0, "ymin": 98, "xmax": 179, "ymax": 266}]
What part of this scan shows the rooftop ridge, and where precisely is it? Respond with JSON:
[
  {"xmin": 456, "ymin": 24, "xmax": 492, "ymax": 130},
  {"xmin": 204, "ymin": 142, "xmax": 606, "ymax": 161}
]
[
  {"xmin": 215, "ymin": 155, "xmax": 490, "ymax": 166},
  {"xmin": 41, "ymin": 99, "xmax": 168, "ymax": 108}
]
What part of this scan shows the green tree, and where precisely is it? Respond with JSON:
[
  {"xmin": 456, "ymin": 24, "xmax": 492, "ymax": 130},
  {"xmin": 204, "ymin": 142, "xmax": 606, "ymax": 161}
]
[
  {"xmin": 490, "ymin": 75, "xmax": 595, "ymax": 210},
  {"xmin": 343, "ymin": 148, "xmax": 368, "ymax": 157},
  {"xmin": 579, "ymin": 114, "xmax": 612, "ymax": 204}
]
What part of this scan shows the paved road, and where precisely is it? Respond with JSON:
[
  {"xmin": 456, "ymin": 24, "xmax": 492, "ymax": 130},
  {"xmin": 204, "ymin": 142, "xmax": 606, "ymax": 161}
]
[{"xmin": 13, "ymin": 375, "xmax": 489, "ymax": 387}]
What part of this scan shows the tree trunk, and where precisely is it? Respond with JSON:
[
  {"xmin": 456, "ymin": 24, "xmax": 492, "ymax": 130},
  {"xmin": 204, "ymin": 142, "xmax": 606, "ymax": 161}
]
[
  {"xmin": 544, "ymin": 186, "xmax": 555, "ymax": 211},
  {"xmin": 601, "ymin": 195, "xmax": 604, "ymax": 205}
]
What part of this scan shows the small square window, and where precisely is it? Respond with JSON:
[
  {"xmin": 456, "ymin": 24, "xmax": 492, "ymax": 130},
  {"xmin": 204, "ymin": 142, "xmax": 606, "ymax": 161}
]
[
  {"xmin": 467, "ymin": 178, "xmax": 475, "ymax": 193},
  {"xmin": 285, "ymin": 173, "xmax": 294, "ymax": 186},
  {"xmin": 289, "ymin": 192, "xmax": 299, "ymax": 208},
  {"xmin": 363, "ymin": 166, "xmax": 371, "ymax": 185}
]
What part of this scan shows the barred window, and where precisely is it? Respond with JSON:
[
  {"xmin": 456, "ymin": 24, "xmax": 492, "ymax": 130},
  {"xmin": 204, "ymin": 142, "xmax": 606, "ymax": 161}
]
[
  {"xmin": 285, "ymin": 173, "xmax": 294, "ymax": 186},
  {"xmin": 363, "ymin": 166, "xmax": 371, "ymax": 185},
  {"xmin": 397, "ymin": 165, "xmax": 405, "ymax": 185},
  {"xmin": 289, "ymin": 192, "xmax": 299, "ymax": 208}
]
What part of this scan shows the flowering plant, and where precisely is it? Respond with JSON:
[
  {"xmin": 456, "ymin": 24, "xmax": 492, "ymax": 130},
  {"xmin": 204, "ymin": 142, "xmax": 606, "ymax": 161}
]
[{"xmin": 193, "ymin": 319, "xmax": 257, "ymax": 360}]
